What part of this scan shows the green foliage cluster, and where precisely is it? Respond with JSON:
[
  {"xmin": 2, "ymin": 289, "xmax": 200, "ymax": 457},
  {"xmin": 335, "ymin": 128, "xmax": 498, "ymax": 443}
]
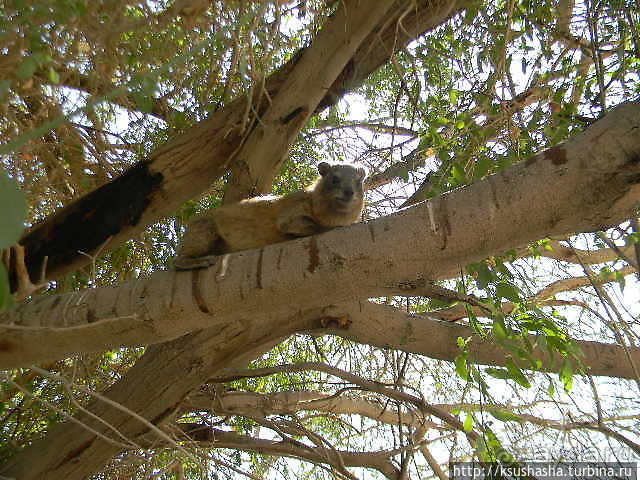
[{"xmin": 0, "ymin": 171, "xmax": 27, "ymax": 310}]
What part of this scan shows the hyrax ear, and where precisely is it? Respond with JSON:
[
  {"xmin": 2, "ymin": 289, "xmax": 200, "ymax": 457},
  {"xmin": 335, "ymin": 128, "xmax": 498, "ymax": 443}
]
[
  {"xmin": 318, "ymin": 162, "xmax": 331, "ymax": 176},
  {"xmin": 356, "ymin": 167, "xmax": 366, "ymax": 181}
]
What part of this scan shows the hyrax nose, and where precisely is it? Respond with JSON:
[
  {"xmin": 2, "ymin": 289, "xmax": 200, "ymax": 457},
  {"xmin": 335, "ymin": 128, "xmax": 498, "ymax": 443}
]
[{"xmin": 343, "ymin": 188, "xmax": 354, "ymax": 198}]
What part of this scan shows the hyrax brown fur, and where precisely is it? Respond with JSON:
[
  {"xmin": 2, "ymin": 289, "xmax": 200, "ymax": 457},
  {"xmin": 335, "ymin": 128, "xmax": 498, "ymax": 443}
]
[{"xmin": 174, "ymin": 162, "xmax": 366, "ymax": 269}]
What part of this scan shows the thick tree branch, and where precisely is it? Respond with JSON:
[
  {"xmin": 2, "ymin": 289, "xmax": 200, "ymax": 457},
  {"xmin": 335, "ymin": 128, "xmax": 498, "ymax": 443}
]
[
  {"xmin": 2, "ymin": 102, "xmax": 639, "ymax": 369},
  {"xmin": 319, "ymin": 301, "xmax": 640, "ymax": 380},
  {"xmin": 221, "ymin": 0, "xmax": 398, "ymax": 203},
  {"xmin": 184, "ymin": 389, "xmax": 433, "ymax": 430}
]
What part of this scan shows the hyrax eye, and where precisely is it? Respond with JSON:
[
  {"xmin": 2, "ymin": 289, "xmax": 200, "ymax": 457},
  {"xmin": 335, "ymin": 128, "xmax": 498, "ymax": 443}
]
[{"xmin": 331, "ymin": 176, "xmax": 340, "ymax": 185}]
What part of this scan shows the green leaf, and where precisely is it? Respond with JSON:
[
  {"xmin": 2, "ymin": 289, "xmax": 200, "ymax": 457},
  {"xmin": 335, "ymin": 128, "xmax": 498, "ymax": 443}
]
[
  {"xmin": 470, "ymin": 261, "xmax": 494, "ymax": 290},
  {"xmin": 0, "ymin": 262, "xmax": 13, "ymax": 311},
  {"xmin": 132, "ymin": 90, "xmax": 154, "ymax": 113},
  {"xmin": 489, "ymin": 409, "xmax": 522, "ymax": 423},
  {"xmin": 477, "ymin": 428, "xmax": 509, "ymax": 461},
  {"xmin": 0, "ymin": 170, "xmax": 27, "ymax": 248},
  {"xmin": 496, "ymin": 282, "xmax": 521, "ymax": 302},
  {"xmin": 560, "ymin": 359, "xmax": 574, "ymax": 391},
  {"xmin": 473, "ymin": 155, "xmax": 491, "ymax": 179},
  {"xmin": 506, "ymin": 359, "xmax": 531, "ymax": 388},
  {"xmin": 485, "ymin": 367, "xmax": 511, "ymax": 380},
  {"xmin": 493, "ymin": 320, "xmax": 507, "ymax": 340},
  {"xmin": 451, "ymin": 164, "xmax": 466, "ymax": 183},
  {"xmin": 467, "ymin": 306, "xmax": 486, "ymax": 338},
  {"xmin": 463, "ymin": 412, "xmax": 474, "ymax": 432},
  {"xmin": 454, "ymin": 354, "xmax": 470, "ymax": 381},
  {"xmin": 48, "ymin": 66, "xmax": 60, "ymax": 84}
]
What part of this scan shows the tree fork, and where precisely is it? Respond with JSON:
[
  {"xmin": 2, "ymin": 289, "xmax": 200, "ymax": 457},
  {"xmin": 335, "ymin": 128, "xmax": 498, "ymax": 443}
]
[{"xmin": 13, "ymin": 0, "xmax": 468, "ymax": 287}]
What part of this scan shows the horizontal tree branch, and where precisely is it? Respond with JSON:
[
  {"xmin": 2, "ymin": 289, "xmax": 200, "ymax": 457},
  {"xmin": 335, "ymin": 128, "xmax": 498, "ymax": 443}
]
[
  {"xmin": 527, "ymin": 239, "xmax": 636, "ymax": 265},
  {"xmin": 319, "ymin": 301, "xmax": 640, "ymax": 380},
  {"xmin": 184, "ymin": 389, "xmax": 432, "ymax": 430},
  {"xmin": 211, "ymin": 362, "xmax": 468, "ymax": 434},
  {"xmin": 155, "ymin": 424, "xmax": 402, "ymax": 479}
]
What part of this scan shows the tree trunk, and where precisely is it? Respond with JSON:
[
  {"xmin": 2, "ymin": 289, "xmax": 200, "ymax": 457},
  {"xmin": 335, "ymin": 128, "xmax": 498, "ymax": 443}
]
[{"xmin": 0, "ymin": 318, "xmax": 307, "ymax": 479}]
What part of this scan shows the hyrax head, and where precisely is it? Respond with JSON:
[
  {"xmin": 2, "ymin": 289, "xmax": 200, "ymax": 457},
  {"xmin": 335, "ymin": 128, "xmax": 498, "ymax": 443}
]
[{"xmin": 317, "ymin": 162, "xmax": 366, "ymax": 213}]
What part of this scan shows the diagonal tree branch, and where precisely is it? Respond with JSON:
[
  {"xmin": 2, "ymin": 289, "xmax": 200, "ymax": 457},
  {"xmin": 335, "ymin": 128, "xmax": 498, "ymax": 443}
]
[
  {"xmin": 0, "ymin": 317, "xmax": 307, "ymax": 480},
  {"xmin": 318, "ymin": 300, "xmax": 640, "ymax": 380},
  {"xmin": 15, "ymin": 0, "xmax": 469, "ymax": 286}
]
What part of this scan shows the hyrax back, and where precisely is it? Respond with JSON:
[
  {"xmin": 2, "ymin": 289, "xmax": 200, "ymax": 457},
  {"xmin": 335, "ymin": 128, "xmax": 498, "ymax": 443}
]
[{"xmin": 174, "ymin": 162, "xmax": 366, "ymax": 269}]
